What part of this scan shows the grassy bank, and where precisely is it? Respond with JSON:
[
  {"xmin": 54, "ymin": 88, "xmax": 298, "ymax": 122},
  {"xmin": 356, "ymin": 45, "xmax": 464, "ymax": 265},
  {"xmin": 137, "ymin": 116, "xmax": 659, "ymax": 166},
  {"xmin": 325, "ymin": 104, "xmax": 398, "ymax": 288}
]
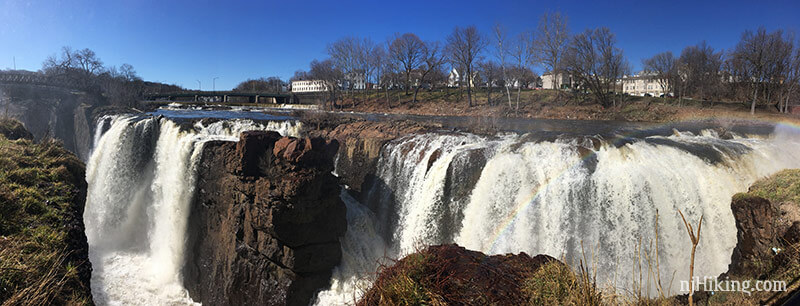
[
  {"xmin": 357, "ymin": 244, "xmax": 602, "ymax": 305},
  {"xmin": 333, "ymin": 88, "xmax": 797, "ymax": 123},
  {"xmin": 0, "ymin": 118, "xmax": 92, "ymax": 305}
]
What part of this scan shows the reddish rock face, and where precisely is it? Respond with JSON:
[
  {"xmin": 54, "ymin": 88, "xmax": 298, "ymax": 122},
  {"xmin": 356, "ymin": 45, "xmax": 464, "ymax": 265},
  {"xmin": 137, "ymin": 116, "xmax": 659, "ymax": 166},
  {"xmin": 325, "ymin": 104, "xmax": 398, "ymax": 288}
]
[{"xmin": 184, "ymin": 131, "xmax": 345, "ymax": 306}]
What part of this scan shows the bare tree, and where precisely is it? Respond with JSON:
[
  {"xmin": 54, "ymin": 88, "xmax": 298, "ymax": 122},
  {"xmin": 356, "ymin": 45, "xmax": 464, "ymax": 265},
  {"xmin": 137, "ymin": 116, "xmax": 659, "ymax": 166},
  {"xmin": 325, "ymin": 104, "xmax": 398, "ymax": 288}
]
[
  {"xmin": 42, "ymin": 46, "xmax": 75, "ymax": 75},
  {"xmin": 493, "ymin": 23, "xmax": 513, "ymax": 108},
  {"xmin": 563, "ymin": 27, "xmax": 629, "ymax": 108},
  {"xmin": 327, "ymin": 37, "xmax": 360, "ymax": 93},
  {"xmin": 389, "ymin": 33, "xmax": 426, "ymax": 95},
  {"xmin": 478, "ymin": 60, "xmax": 502, "ymax": 106},
  {"xmin": 118, "ymin": 64, "xmax": 140, "ymax": 82},
  {"xmin": 446, "ymin": 25, "xmax": 488, "ymax": 107},
  {"xmin": 781, "ymin": 42, "xmax": 800, "ymax": 113},
  {"xmin": 290, "ymin": 70, "xmax": 310, "ymax": 82},
  {"xmin": 328, "ymin": 36, "xmax": 376, "ymax": 107},
  {"xmin": 534, "ymin": 12, "xmax": 570, "ymax": 89},
  {"xmin": 74, "ymin": 48, "xmax": 103, "ymax": 76},
  {"xmin": 233, "ymin": 77, "xmax": 286, "ymax": 92},
  {"xmin": 309, "ymin": 59, "xmax": 343, "ymax": 110},
  {"xmin": 732, "ymin": 28, "xmax": 793, "ymax": 114},
  {"xmin": 678, "ymin": 41, "xmax": 723, "ymax": 104},
  {"xmin": 509, "ymin": 65, "xmax": 537, "ymax": 89},
  {"xmin": 413, "ymin": 41, "xmax": 446, "ymax": 103},
  {"xmin": 509, "ymin": 31, "xmax": 536, "ymax": 110},
  {"xmin": 370, "ymin": 45, "xmax": 389, "ymax": 105},
  {"xmin": 642, "ymin": 51, "xmax": 676, "ymax": 96},
  {"xmin": 42, "ymin": 46, "xmax": 104, "ymax": 88}
]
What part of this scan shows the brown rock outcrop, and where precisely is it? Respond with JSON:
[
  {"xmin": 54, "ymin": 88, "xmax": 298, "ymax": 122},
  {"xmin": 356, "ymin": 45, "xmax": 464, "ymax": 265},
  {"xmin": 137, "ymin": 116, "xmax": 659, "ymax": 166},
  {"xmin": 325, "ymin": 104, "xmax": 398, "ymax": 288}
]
[
  {"xmin": 310, "ymin": 120, "xmax": 426, "ymax": 198},
  {"xmin": 184, "ymin": 130, "xmax": 346, "ymax": 306},
  {"xmin": 728, "ymin": 194, "xmax": 780, "ymax": 276},
  {"xmin": 728, "ymin": 192, "xmax": 800, "ymax": 278}
]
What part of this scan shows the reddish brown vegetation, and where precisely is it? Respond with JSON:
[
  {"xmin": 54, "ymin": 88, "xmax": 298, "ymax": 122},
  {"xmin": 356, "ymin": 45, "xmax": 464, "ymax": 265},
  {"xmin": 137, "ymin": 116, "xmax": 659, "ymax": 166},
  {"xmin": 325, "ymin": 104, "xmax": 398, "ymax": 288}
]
[{"xmin": 358, "ymin": 244, "xmax": 558, "ymax": 305}]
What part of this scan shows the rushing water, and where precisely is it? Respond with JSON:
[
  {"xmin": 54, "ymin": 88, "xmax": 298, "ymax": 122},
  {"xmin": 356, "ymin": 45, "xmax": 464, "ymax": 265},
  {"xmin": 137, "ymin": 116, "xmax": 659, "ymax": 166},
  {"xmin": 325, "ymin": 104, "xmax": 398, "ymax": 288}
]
[
  {"xmin": 82, "ymin": 108, "xmax": 800, "ymax": 305},
  {"xmin": 84, "ymin": 114, "xmax": 302, "ymax": 305},
  {"xmin": 315, "ymin": 125, "xmax": 800, "ymax": 304}
]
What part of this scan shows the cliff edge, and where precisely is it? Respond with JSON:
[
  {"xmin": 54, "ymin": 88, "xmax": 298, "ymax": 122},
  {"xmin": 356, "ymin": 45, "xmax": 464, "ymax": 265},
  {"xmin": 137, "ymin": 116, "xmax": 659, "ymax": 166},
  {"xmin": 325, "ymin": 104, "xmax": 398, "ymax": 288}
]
[
  {"xmin": 0, "ymin": 118, "xmax": 92, "ymax": 305},
  {"xmin": 184, "ymin": 130, "xmax": 346, "ymax": 306}
]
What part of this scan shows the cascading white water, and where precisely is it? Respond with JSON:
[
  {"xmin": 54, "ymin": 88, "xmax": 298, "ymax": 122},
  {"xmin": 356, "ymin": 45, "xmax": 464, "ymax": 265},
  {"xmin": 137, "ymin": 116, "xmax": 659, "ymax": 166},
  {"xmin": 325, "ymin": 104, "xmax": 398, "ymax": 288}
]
[
  {"xmin": 316, "ymin": 126, "xmax": 800, "ymax": 304},
  {"xmin": 84, "ymin": 115, "xmax": 302, "ymax": 305}
]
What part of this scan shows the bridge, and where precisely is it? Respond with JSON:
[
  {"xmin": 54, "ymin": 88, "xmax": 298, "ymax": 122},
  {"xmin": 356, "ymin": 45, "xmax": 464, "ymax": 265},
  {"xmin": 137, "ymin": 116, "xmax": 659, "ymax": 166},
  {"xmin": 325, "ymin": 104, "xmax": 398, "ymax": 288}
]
[
  {"xmin": 144, "ymin": 91, "xmax": 293, "ymax": 104},
  {"xmin": 0, "ymin": 72, "xmax": 84, "ymax": 89}
]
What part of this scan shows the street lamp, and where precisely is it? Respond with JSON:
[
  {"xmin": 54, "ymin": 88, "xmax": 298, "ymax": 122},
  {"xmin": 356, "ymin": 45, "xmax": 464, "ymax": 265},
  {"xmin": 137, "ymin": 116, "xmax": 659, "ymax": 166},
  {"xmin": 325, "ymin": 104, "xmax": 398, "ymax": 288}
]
[
  {"xmin": 213, "ymin": 77, "xmax": 219, "ymax": 92},
  {"xmin": 196, "ymin": 79, "xmax": 201, "ymax": 91}
]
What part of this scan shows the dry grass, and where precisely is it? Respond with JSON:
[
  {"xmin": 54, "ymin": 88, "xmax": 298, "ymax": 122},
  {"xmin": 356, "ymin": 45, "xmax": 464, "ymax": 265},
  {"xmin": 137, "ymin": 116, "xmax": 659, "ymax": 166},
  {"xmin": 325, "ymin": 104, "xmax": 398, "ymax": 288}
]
[
  {"xmin": 523, "ymin": 260, "xmax": 603, "ymax": 305},
  {"xmin": 357, "ymin": 244, "xmax": 604, "ymax": 306},
  {"xmin": 333, "ymin": 88, "xmax": 798, "ymax": 123},
  {"xmin": 0, "ymin": 119, "xmax": 91, "ymax": 305},
  {"xmin": 745, "ymin": 169, "xmax": 800, "ymax": 204}
]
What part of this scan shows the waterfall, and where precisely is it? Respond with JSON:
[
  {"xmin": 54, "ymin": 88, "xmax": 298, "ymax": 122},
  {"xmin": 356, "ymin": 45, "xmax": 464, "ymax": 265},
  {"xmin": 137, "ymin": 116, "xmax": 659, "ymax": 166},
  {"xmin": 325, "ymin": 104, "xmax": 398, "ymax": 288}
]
[
  {"xmin": 317, "ymin": 126, "xmax": 800, "ymax": 303},
  {"xmin": 84, "ymin": 115, "xmax": 302, "ymax": 305}
]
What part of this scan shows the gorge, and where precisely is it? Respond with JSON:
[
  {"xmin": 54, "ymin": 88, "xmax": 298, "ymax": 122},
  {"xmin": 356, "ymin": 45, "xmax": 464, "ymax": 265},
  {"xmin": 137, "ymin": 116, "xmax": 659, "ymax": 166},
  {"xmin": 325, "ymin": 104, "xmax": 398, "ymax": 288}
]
[
  {"xmin": 72, "ymin": 106, "xmax": 800, "ymax": 305},
  {"xmin": 0, "ymin": 88, "xmax": 794, "ymax": 304}
]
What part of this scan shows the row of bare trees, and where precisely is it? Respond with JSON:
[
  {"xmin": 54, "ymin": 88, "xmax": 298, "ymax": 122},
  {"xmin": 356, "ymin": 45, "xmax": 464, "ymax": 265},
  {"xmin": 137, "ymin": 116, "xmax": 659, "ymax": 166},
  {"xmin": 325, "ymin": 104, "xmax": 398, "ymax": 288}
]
[
  {"xmin": 232, "ymin": 77, "xmax": 286, "ymax": 93},
  {"xmin": 291, "ymin": 11, "xmax": 630, "ymax": 109},
  {"xmin": 643, "ymin": 28, "xmax": 800, "ymax": 113},
  {"xmin": 39, "ymin": 46, "xmax": 152, "ymax": 106},
  {"xmin": 294, "ymin": 13, "xmax": 800, "ymax": 112}
]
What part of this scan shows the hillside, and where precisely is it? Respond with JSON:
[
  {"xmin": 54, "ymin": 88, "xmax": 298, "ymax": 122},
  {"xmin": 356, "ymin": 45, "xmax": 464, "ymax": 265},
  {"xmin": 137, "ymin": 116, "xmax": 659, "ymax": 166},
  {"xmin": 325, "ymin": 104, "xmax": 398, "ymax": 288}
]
[
  {"xmin": 333, "ymin": 89, "xmax": 798, "ymax": 123},
  {"xmin": 0, "ymin": 118, "xmax": 92, "ymax": 305}
]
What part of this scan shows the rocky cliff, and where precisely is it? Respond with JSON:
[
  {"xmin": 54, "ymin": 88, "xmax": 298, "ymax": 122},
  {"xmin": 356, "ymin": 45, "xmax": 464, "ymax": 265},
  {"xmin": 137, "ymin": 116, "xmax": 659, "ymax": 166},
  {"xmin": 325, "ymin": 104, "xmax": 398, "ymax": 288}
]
[
  {"xmin": 0, "ymin": 84, "xmax": 107, "ymax": 160},
  {"xmin": 184, "ymin": 130, "xmax": 346, "ymax": 306},
  {"xmin": 727, "ymin": 169, "xmax": 800, "ymax": 279},
  {"xmin": 309, "ymin": 120, "xmax": 427, "ymax": 206}
]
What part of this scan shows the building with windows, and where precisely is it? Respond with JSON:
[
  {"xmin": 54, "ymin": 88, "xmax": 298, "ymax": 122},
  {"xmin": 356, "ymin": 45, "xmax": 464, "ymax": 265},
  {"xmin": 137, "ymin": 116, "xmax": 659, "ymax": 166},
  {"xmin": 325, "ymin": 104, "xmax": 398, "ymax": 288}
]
[
  {"xmin": 621, "ymin": 74, "xmax": 670, "ymax": 97},
  {"xmin": 290, "ymin": 80, "xmax": 328, "ymax": 93}
]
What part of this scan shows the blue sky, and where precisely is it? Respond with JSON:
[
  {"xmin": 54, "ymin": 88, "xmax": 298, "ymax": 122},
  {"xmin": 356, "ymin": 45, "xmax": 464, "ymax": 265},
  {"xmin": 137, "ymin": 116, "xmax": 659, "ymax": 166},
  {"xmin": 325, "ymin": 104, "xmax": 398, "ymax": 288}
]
[{"xmin": 2, "ymin": 0, "xmax": 799, "ymax": 90}]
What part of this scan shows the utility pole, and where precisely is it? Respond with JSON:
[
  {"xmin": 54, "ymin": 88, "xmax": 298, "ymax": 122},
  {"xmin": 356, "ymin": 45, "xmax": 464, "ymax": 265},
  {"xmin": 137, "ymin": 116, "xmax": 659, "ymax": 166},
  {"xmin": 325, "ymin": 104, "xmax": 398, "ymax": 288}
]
[
  {"xmin": 196, "ymin": 79, "xmax": 201, "ymax": 91},
  {"xmin": 213, "ymin": 77, "xmax": 219, "ymax": 92}
]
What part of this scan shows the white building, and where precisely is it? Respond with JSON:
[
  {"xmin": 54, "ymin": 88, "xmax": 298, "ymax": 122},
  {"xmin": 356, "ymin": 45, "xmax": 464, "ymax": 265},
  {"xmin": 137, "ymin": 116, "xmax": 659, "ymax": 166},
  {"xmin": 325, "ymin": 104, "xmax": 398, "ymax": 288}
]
[
  {"xmin": 541, "ymin": 73, "xmax": 574, "ymax": 90},
  {"xmin": 291, "ymin": 80, "xmax": 328, "ymax": 93},
  {"xmin": 621, "ymin": 74, "xmax": 670, "ymax": 97},
  {"xmin": 343, "ymin": 71, "xmax": 367, "ymax": 90},
  {"xmin": 447, "ymin": 68, "xmax": 478, "ymax": 88},
  {"xmin": 447, "ymin": 68, "xmax": 460, "ymax": 87}
]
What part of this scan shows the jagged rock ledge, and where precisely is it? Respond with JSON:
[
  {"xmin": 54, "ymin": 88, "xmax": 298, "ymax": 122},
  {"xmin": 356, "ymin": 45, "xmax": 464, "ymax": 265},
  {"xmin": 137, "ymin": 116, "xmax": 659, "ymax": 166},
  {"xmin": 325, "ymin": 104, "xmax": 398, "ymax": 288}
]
[{"xmin": 184, "ymin": 130, "xmax": 346, "ymax": 306}]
